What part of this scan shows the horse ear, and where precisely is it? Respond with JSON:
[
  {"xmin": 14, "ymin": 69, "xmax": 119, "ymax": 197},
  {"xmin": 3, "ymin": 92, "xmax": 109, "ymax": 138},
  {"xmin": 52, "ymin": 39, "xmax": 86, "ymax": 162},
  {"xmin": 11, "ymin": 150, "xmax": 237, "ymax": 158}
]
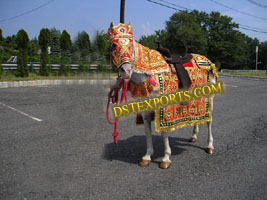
[
  {"xmin": 128, "ymin": 22, "xmax": 131, "ymax": 26},
  {"xmin": 110, "ymin": 22, "xmax": 114, "ymax": 29}
]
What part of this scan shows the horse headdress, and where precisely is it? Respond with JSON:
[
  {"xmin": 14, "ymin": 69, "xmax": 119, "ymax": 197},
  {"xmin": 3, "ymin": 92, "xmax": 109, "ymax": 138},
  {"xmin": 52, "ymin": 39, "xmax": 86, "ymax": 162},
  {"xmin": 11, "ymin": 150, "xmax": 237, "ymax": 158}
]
[{"xmin": 109, "ymin": 23, "xmax": 170, "ymax": 75}]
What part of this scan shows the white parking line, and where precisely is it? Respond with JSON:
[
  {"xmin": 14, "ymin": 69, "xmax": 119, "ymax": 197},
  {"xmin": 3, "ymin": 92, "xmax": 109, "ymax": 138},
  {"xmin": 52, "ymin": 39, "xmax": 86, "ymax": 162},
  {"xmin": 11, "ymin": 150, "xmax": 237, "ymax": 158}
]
[
  {"xmin": 224, "ymin": 84, "xmax": 239, "ymax": 88},
  {"xmin": 0, "ymin": 102, "xmax": 43, "ymax": 122}
]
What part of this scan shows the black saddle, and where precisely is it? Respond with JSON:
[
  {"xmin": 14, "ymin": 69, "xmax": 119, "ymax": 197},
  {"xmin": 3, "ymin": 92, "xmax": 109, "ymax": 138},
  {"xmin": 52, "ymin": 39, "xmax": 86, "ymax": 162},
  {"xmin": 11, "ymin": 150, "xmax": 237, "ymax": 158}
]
[{"xmin": 156, "ymin": 44, "xmax": 192, "ymax": 90}]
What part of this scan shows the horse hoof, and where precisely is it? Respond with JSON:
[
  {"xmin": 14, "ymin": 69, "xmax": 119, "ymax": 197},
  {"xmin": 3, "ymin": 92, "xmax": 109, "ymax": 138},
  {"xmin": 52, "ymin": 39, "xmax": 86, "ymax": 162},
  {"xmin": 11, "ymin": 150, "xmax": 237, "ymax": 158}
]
[
  {"xmin": 139, "ymin": 159, "xmax": 151, "ymax": 167},
  {"xmin": 189, "ymin": 137, "xmax": 198, "ymax": 143},
  {"xmin": 159, "ymin": 161, "xmax": 171, "ymax": 169},
  {"xmin": 206, "ymin": 148, "xmax": 214, "ymax": 154}
]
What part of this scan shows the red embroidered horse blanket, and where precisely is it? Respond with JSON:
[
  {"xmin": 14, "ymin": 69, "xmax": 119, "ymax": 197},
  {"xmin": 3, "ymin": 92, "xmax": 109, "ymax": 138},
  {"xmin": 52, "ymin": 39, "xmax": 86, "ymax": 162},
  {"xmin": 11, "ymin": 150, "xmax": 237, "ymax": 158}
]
[
  {"xmin": 129, "ymin": 53, "xmax": 217, "ymax": 133},
  {"xmin": 154, "ymin": 54, "xmax": 214, "ymax": 132}
]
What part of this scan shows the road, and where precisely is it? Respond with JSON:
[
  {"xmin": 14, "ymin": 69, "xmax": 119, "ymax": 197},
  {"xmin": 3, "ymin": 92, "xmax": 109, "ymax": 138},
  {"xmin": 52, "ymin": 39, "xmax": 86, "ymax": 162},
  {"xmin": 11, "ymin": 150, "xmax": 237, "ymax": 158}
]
[{"xmin": 0, "ymin": 76, "xmax": 267, "ymax": 200}]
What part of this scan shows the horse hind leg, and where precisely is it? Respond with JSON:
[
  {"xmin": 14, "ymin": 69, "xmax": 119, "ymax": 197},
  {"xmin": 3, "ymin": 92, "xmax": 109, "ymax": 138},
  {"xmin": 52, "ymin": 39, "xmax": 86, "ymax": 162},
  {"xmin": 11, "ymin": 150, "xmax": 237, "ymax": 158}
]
[
  {"xmin": 189, "ymin": 125, "xmax": 199, "ymax": 143},
  {"xmin": 139, "ymin": 112, "xmax": 154, "ymax": 167},
  {"xmin": 159, "ymin": 132, "xmax": 171, "ymax": 169},
  {"xmin": 206, "ymin": 91, "xmax": 215, "ymax": 154}
]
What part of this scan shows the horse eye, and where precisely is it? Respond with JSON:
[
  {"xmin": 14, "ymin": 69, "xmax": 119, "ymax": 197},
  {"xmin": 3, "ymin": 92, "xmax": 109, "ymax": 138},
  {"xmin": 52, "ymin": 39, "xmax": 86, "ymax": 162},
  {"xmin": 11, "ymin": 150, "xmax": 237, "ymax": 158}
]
[{"xmin": 111, "ymin": 44, "xmax": 117, "ymax": 50}]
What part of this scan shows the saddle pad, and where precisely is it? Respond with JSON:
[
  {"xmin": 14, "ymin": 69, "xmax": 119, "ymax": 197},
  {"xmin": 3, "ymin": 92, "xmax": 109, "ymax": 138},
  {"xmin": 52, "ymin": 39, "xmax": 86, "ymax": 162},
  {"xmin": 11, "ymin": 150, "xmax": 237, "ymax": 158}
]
[{"xmin": 154, "ymin": 58, "xmax": 212, "ymax": 133}]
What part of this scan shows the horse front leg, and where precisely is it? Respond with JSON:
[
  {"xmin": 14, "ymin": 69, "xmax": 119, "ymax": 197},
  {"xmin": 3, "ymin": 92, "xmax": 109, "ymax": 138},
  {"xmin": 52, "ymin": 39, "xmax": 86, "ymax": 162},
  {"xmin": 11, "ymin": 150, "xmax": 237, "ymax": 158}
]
[
  {"xmin": 189, "ymin": 125, "xmax": 199, "ymax": 143},
  {"xmin": 139, "ymin": 112, "xmax": 154, "ymax": 167},
  {"xmin": 206, "ymin": 121, "xmax": 214, "ymax": 154},
  {"xmin": 159, "ymin": 132, "xmax": 171, "ymax": 169}
]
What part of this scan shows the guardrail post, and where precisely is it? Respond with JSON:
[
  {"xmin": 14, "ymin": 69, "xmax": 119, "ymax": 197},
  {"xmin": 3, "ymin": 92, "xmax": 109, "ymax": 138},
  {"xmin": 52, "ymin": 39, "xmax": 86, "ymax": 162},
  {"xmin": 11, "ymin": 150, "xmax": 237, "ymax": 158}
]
[{"xmin": 30, "ymin": 62, "xmax": 34, "ymax": 73}]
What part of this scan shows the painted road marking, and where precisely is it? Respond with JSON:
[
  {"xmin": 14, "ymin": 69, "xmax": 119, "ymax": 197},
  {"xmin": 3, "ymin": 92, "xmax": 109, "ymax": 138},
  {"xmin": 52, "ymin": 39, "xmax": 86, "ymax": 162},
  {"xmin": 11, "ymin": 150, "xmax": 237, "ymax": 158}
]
[
  {"xmin": 224, "ymin": 84, "xmax": 239, "ymax": 88},
  {"xmin": 0, "ymin": 102, "xmax": 43, "ymax": 122}
]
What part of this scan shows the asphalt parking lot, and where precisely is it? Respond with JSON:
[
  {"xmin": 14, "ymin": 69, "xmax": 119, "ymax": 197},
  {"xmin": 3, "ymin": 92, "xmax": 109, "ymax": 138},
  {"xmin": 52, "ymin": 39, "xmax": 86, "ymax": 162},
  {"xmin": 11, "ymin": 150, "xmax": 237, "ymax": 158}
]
[{"xmin": 0, "ymin": 76, "xmax": 267, "ymax": 200}]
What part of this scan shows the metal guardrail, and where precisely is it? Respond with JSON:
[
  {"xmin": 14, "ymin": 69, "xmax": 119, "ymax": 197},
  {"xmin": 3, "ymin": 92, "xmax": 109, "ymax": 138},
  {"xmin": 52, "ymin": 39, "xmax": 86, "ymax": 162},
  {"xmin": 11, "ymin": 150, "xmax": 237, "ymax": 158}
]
[
  {"xmin": 221, "ymin": 69, "xmax": 266, "ymax": 73},
  {"xmin": 1, "ymin": 63, "xmax": 112, "ymax": 71}
]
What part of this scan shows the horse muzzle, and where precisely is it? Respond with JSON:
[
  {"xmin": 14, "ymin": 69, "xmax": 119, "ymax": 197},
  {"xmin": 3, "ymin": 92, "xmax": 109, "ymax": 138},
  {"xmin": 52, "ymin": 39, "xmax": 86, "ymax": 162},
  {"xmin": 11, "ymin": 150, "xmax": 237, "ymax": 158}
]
[{"xmin": 119, "ymin": 63, "xmax": 132, "ymax": 79}]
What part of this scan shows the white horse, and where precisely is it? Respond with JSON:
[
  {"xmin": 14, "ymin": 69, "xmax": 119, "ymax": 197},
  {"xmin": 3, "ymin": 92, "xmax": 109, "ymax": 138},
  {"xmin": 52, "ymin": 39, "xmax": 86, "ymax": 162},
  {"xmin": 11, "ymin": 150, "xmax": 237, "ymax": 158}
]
[{"xmin": 109, "ymin": 23, "xmax": 217, "ymax": 169}]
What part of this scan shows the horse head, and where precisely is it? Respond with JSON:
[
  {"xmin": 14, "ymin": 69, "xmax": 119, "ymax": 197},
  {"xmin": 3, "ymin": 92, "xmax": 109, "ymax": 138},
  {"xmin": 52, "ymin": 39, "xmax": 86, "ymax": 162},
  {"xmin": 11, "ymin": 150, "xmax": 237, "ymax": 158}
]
[{"xmin": 108, "ymin": 22, "xmax": 134, "ymax": 79}]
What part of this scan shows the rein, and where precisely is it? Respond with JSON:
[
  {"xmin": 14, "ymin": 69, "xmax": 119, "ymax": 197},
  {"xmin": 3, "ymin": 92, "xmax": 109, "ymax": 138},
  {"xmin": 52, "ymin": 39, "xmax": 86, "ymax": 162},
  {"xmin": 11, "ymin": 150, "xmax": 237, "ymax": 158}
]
[{"xmin": 106, "ymin": 79, "xmax": 128, "ymax": 144}]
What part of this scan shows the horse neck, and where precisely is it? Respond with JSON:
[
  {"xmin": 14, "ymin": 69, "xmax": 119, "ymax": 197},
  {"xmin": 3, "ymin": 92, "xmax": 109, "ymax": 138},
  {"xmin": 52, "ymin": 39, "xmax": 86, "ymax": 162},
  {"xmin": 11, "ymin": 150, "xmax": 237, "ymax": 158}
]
[{"xmin": 132, "ymin": 41, "xmax": 154, "ymax": 68}]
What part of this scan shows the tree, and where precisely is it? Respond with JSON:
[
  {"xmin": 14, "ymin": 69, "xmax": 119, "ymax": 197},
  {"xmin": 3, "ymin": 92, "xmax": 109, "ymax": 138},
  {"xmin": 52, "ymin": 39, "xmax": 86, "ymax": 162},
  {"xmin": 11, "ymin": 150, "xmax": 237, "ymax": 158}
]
[
  {"xmin": 28, "ymin": 37, "xmax": 39, "ymax": 62},
  {"xmin": 1, "ymin": 35, "xmax": 17, "ymax": 62},
  {"xmin": 74, "ymin": 31, "xmax": 91, "ymax": 60},
  {"xmin": 75, "ymin": 31, "xmax": 90, "ymax": 51},
  {"xmin": 139, "ymin": 29, "xmax": 167, "ymax": 49},
  {"xmin": 243, "ymin": 36, "xmax": 259, "ymax": 69},
  {"xmin": 0, "ymin": 29, "xmax": 2, "ymax": 44},
  {"xmin": 165, "ymin": 11, "xmax": 208, "ymax": 54},
  {"xmin": 39, "ymin": 28, "xmax": 51, "ymax": 76},
  {"xmin": 95, "ymin": 31, "xmax": 109, "ymax": 55},
  {"xmin": 93, "ymin": 30, "xmax": 110, "ymax": 61},
  {"xmin": 16, "ymin": 29, "xmax": 29, "ymax": 77},
  {"xmin": 259, "ymin": 41, "xmax": 267, "ymax": 70},
  {"xmin": 0, "ymin": 28, "xmax": 3, "ymax": 77},
  {"xmin": 50, "ymin": 28, "xmax": 61, "ymax": 55},
  {"xmin": 60, "ymin": 30, "xmax": 72, "ymax": 57},
  {"xmin": 163, "ymin": 10, "xmax": 249, "ymax": 69},
  {"xmin": 202, "ymin": 12, "xmax": 246, "ymax": 69}
]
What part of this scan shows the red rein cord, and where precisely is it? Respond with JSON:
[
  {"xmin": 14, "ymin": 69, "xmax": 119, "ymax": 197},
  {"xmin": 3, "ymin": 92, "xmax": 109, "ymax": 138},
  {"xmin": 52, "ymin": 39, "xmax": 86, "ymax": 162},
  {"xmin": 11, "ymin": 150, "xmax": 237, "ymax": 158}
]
[{"xmin": 106, "ymin": 80, "xmax": 128, "ymax": 144}]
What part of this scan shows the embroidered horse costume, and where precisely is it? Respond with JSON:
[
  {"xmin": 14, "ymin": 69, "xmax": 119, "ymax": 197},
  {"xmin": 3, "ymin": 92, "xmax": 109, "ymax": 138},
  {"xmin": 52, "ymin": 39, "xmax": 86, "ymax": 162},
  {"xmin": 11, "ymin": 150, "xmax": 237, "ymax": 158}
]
[{"xmin": 109, "ymin": 23, "xmax": 218, "ymax": 133}]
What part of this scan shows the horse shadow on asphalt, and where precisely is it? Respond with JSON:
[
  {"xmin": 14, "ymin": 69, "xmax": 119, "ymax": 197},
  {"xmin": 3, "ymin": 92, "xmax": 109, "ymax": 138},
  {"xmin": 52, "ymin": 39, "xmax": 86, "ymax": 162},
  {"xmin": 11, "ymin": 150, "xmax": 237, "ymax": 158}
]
[{"xmin": 103, "ymin": 135, "xmax": 206, "ymax": 165}]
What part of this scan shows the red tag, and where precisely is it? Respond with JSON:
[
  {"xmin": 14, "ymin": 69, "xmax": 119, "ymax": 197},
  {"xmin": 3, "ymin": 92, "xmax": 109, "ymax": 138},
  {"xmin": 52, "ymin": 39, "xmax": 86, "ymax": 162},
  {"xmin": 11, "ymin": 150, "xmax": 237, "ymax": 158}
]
[{"xmin": 149, "ymin": 75, "xmax": 157, "ymax": 86}]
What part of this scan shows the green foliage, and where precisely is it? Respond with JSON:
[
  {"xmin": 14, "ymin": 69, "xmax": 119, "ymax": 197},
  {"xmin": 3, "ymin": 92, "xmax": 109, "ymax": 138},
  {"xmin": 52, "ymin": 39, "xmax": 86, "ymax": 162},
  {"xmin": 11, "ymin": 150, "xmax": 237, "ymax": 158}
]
[
  {"xmin": 97, "ymin": 64, "xmax": 107, "ymax": 72},
  {"xmin": 78, "ymin": 62, "xmax": 88, "ymax": 73},
  {"xmin": 94, "ymin": 30, "xmax": 110, "ymax": 59},
  {"xmin": 60, "ymin": 30, "xmax": 72, "ymax": 52},
  {"xmin": 259, "ymin": 41, "xmax": 267, "ymax": 70},
  {"xmin": 58, "ymin": 60, "xmax": 70, "ymax": 76},
  {"xmin": 139, "ymin": 10, "xmax": 262, "ymax": 70},
  {"xmin": 39, "ymin": 28, "xmax": 51, "ymax": 76},
  {"xmin": 139, "ymin": 30, "xmax": 167, "ymax": 49},
  {"xmin": 214, "ymin": 61, "xmax": 221, "ymax": 71},
  {"xmin": 28, "ymin": 37, "xmax": 39, "ymax": 62},
  {"xmin": 0, "ymin": 64, "xmax": 2, "ymax": 78},
  {"xmin": 243, "ymin": 36, "xmax": 259, "ymax": 69},
  {"xmin": 75, "ymin": 31, "xmax": 90, "ymax": 51},
  {"xmin": 39, "ymin": 28, "xmax": 51, "ymax": 51},
  {"xmin": 199, "ymin": 11, "xmax": 246, "ymax": 69},
  {"xmin": 16, "ymin": 29, "xmax": 29, "ymax": 49},
  {"xmin": 0, "ymin": 28, "xmax": 3, "ymax": 77},
  {"xmin": 49, "ymin": 54, "xmax": 61, "ymax": 64},
  {"xmin": 73, "ymin": 31, "xmax": 91, "ymax": 60},
  {"xmin": 139, "ymin": 34, "xmax": 158, "ymax": 49},
  {"xmin": 165, "ymin": 10, "xmax": 207, "ymax": 54},
  {"xmin": 1, "ymin": 35, "xmax": 18, "ymax": 62},
  {"xmin": 0, "ymin": 28, "xmax": 2, "ymax": 44},
  {"xmin": 16, "ymin": 29, "xmax": 29, "ymax": 77},
  {"xmin": 95, "ymin": 31, "xmax": 110, "ymax": 56},
  {"xmin": 50, "ymin": 28, "xmax": 61, "ymax": 55}
]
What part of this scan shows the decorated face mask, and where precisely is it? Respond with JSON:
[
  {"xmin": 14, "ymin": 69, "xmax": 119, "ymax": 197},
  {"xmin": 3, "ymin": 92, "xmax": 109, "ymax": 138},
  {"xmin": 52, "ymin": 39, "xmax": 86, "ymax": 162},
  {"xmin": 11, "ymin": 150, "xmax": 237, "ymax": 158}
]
[{"xmin": 108, "ymin": 23, "xmax": 134, "ymax": 69}]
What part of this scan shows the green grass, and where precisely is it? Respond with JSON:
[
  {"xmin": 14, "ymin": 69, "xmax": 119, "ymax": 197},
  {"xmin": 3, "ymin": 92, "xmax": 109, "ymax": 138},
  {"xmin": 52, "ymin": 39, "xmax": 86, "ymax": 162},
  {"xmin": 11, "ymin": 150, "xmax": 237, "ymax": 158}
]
[
  {"xmin": 0, "ymin": 72, "xmax": 117, "ymax": 82},
  {"xmin": 219, "ymin": 72, "xmax": 267, "ymax": 77}
]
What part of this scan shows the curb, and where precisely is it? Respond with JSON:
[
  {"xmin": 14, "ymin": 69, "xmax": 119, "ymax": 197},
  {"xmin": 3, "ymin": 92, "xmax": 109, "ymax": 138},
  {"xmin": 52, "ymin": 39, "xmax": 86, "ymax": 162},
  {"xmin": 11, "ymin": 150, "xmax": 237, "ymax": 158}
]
[
  {"xmin": 219, "ymin": 74, "xmax": 267, "ymax": 81},
  {"xmin": 0, "ymin": 79, "xmax": 115, "ymax": 88}
]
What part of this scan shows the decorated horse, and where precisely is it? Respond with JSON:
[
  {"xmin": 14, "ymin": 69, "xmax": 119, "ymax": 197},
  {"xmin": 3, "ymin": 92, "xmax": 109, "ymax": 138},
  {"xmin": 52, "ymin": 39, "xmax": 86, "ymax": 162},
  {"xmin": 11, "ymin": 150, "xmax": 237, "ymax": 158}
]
[{"xmin": 107, "ymin": 22, "xmax": 218, "ymax": 169}]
